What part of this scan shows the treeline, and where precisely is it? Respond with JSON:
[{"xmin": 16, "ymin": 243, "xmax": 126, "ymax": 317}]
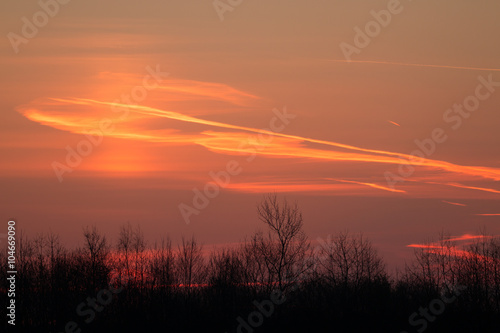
[{"xmin": 1, "ymin": 194, "xmax": 500, "ymax": 332}]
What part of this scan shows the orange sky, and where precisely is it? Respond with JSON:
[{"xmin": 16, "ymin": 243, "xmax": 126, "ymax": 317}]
[{"xmin": 1, "ymin": 0, "xmax": 500, "ymax": 270}]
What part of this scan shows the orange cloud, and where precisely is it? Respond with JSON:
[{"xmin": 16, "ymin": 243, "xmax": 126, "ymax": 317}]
[
  {"xmin": 415, "ymin": 180, "xmax": 500, "ymax": 195},
  {"xmin": 445, "ymin": 234, "xmax": 492, "ymax": 243},
  {"xmin": 407, "ymin": 244, "xmax": 442, "ymax": 249},
  {"xmin": 407, "ymin": 234, "xmax": 496, "ymax": 261},
  {"xmin": 157, "ymin": 80, "xmax": 259, "ymax": 106},
  {"xmin": 16, "ymin": 75, "xmax": 500, "ymax": 194},
  {"xmin": 444, "ymin": 182, "xmax": 500, "ymax": 194},
  {"xmin": 442, "ymin": 200, "xmax": 467, "ymax": 207},
  {"xmin": 326, "ymin": 178, "xmax": 406, "ymax": 194},
  {"xmin": 226, "ymin": 182, "xmax": 353, "ymax": 194}
]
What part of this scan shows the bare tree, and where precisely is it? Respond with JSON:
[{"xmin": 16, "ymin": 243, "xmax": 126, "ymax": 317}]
[
  {"xmin": 488, "ymin": 237, "xmax": 500, "ymax": 312},
  {"xmin": 207, "ymin": 247, "xmax": 244, "ymax": 288},
  {"xmin": 318, "ymin": 231, "xmax": 386, "ymax": 288},
  {"xmin": 454, "ymin": 232, "xmax": 500, "ymax": 311},
  {"xmin": 150, "ymin": 236, "xmax": 176, "ymax": 289},
  {"xmin": 33, "ymin": 233, "xmax": 47, "ymax": 287},
  {"xmin": 254, "ymin": 193, "xmax": 310, "ymax": 291},
  {"xmin": 177, "ymin": 236, "xmax": 204, "ymax": 288},
  {"xmin": 82, "ymin": 226, "xmax": 110, "ymax": 289},
  {"xmin": 132, "ymin": 224, "xmax": 146, "ymax": 287},
  {"xmin": 239, "ymin": 237, "xmax": 268, "ymax": 289},
  {"xmin": 46, "ymin": 231, "xmax": 64, "ymax": 273},
  {"xmin": 117, "ymin": 222, "xmax": 147, "ymax": 286},
  {"xmin": 118, "ymin": 222, "xmax": 133, "ymax": 278}
]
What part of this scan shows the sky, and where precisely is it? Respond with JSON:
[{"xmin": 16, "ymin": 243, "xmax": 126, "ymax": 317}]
[{"xmin": 1, "ymin": 0, "xmax": 500, "ymax": 270}]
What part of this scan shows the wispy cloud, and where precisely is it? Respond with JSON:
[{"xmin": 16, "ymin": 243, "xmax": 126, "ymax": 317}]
[
  {"xmin": 327, "ymin": 178, "xmax": 406, "ymax": 194},
  {"xmin": 19, "ymin": 96, "xmax": 500, "ymax": 183},
  {"xmin": 407, "ymin": 234, "xmax": 494, "ymax": 260},
  {"xmin": 16, "ymin": 74, "xmax": 500, "ymax": 198},
  {"xmin": 443, "ymin": 182, "xmax": 500, "ymax": 194},
  {"xmin": 414, "ymin": 180, "xmax": 500, "ymax": 195},
  {"xmin": 226, "ymin": 182, "xmax": 354, "ymax": 194},
  {"xmin": 330, "ymin": 59, "xmax": 500, "ymax": 72},
  {"xmin": 442, "ymin": 200, "xmax": 467, "ymax": 207}
]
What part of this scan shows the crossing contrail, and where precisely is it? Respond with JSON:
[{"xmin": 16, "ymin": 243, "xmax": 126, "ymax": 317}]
[
  {"xmin": 329, "ymin": 59, "xmax": 500, "ymax": 72},
  {"xmin": 20, "ymin": 97, "xmax": 500, "ymax": 183},
  {"xmin": 326, "ymin": 178, "xmax": 406, "ymax": 194}
]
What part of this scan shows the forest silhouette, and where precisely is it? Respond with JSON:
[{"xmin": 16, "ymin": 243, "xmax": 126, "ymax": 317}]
[{"xmin": 1, "ymin": 194, "xmax": 500, "ymax": 332}]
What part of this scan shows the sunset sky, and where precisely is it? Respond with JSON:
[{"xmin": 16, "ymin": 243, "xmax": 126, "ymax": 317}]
[{"xmin": 1, "ymin": 0, "xmax": 500, "ymax": 270}]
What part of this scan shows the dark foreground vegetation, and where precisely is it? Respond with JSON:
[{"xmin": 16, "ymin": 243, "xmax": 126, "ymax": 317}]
[{"xmin": 1, "ymin": 195, "xmax": 500, "ymax": 332}]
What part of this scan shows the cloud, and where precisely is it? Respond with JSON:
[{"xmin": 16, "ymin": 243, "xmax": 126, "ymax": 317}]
[
  {"xmin": 16, "ymin": 73, "xmax": 500, "ymax": 199},
  {"xmin": 329, "ymin": 59, "xmax": 500, "ymax": 72},
  {"xmin": 225, "ymin": 182, "xmax": 355, "ymax": 194},
  {"xmin": 407, "ymin": 234, "xmax": 495, "ymax": 260},
  {"xmin": 442, "ymin": 200, "xmax": 467, "ymax": 207},
  {"xmin": 410, "ymin": 180, "xmax": 500, "ymax": 196},
  {"xmin": 326, "ymin": 178, "xmax": 406, "ymax": 194},
  {"xmin": 19, "ymin": 96, "xmax": 500, "ymax": 184}
]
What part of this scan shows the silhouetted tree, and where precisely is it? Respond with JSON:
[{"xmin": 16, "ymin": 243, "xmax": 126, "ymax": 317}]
[
  {"xmin": 207, "ymin": 247, "xmax": 244, "ymax": 288},
  {"xmin": 254, "ymin": 193, "xmax": 310, "ymax": 291},
  {"xmin": 317, "ymin": 231, "xmax": 386, "ymax": 287},
  {"xmin": 82, "ymin": 226, "xmax": 110, "ymax": 290},
  {"xmin": 132, "ymin": 224, "xmax": 146, "ymax": 287},
  {"xmin": 118, "ymin": 222, "xmax": 133, "ymax": 278},
  {"xmin": 7, "ymin": 224, "xmax": 500, "ymax": 333},
  {"xmin": 150, "ymin": 236, "xmax": 176, "ymax": 289},
  {"xmin": 177, "ymin": 236, "xmax": 204, "ymax": 288}
]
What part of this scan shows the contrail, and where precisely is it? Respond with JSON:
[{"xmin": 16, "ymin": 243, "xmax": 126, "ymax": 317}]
[
  {"xmin": 419, "ymin": 180, "xmax": 500, "ymax": 195},
  {"xmin": 444, "ymin": 182, "xmax": 500, "ymax": 194},
  {"xmin": 442, "ymin": 200, "xmax": 467, "ymax": 207},
  {"xmin": 329, "ymin": 59, "xmax": 500, "ymax": 72},
  {"xmin": 326, "ymin": 178, "xmax": 406, "ymax": 194},
  {"xmin": 100, "ymin": 99, "xmax": 500, "ymax": 182},
  {"xmin": 19, "ymin": 98, "xmax": 500, "ymax": 182}
]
